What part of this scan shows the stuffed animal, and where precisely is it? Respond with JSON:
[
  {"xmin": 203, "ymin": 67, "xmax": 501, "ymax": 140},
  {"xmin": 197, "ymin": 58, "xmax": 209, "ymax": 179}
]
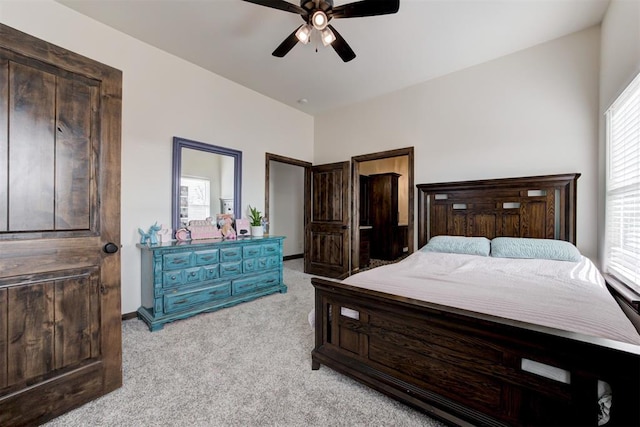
[{"xmin": 217, "ymin": 215, "xmax": 236, "ymax": 240}]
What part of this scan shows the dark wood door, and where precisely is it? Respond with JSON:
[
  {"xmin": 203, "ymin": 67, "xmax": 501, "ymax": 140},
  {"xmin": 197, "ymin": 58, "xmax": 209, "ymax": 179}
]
[
  {"xmin": 305, "ymin": 162, "xmax": 350, "ymax": 278},
  {"xmin": 369, "ymin": 173, "xmax": 400, "ymax": 260},
  {"xmin": 0, "ymin": 24, "xmax": 122, "ymax": 425}
]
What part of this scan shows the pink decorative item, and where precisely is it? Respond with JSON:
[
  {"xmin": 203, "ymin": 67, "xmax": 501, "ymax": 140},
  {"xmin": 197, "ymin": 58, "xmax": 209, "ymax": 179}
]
[
  {"xmin": 157, "ymin": 224, "xmax": 172, "ymax": 243},
  {"xmin": 235, "ymin": 218, "xmax": 250, "ymax": 238},
  {"xmin": 217, "ymin": 214, "xmax": 236, "ymax": 239},
  {"xmin": 188, "ymin": 219, "xmax": 222, "ymax": 240},
  {"xmin": 175, "ymin": 228, "xmax": 190, "ymax": 241}
]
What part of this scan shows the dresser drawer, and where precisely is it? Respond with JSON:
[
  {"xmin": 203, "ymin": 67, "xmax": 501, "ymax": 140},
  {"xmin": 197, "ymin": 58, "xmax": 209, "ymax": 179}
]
[
  {"xmin": 242, "ymin": 245, "xmax": 261, "ymax": 258},
  {"xmin": 262, "ymin": 255, "xmax": 280, "ymax": 269},
  {"xmin": 220, "ymin": 261, "xmax": 242, "ymax": 277},
  {"xmin": 220, "ymin": 246, "xmax": 242, "ymax": 262},
  {"xmin": 232, "ymin": 271, "xmax": 280, "ymax": 295},
  {"xmin": 244, "ymin": 256, "xmax": 280, "ymax": 273},
  {"xmin": 194, "ymin": 249, "xmax": 219, "ymax": 266},
  {"xmin": 163, "ymin": 270, "xmax": 185, "ymax": 287},
  {"xmin": 164, "ymin": 282, "xmax": 231, "ymax": 313},
  {"xmin": 261, "ymin": 243, "xmax": 279, "ymax": 256},
  {"xmin": 162, "ymin": 267, "xmax": 203, "ymax": 287},
  {"xmin": 202, "ymin": 265, "xmax": 219, "ymax": 280},
  {"xmin": 163, "ymin": 252, "xmax": 192, "ymax": 270},
  {"xmin": 243, "ymin": 257, "xmax": 258, "ymax": 273},
  {"xmin": 184, "ymin": 267, "xmax": 202, "ymax": 284}
]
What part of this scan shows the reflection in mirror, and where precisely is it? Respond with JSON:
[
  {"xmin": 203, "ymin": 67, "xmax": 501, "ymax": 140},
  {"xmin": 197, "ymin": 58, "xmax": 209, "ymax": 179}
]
[{"xmin": 172, "ymin": 137, "xmax": 242, "ymax": 233}]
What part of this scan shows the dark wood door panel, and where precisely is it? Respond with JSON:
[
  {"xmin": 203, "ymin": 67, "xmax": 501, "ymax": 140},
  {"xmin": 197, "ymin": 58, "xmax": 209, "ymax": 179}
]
[
  {"xmin": 3, "ymin": 61, "xmax": 98, "ymax": 234},
  {"xmin": 312, "ymin": 169, "xmax": 345, "ymax": 222},
  {"xmin": 0, "ymin": 361, "xmax": 104, "ymax": 426},
  {"xmin": 0, "ymin": 59, "xmax": 7, "ymax": 232},
  {"xmin": 53, "ymin": 272, "xmax": 101, "ymax": 368},
  {"xmin": 308, "ymin": 230, "xmax": 346, "ymax": 274},
  {"xmin": 0, "ymin": 288, "xmax": 6, "ymax": 388},
  {"xmin": 0, "ymin": 237, "xmax": 102, "ymax": 278},
  {"xmin": 55, "ymin": 76, "xmax": 97, "ymax": 231},
  {"xmin": 8, "ymin": 62, "xmax": 56, "ymax": 231},
  {"xmin": 7, "ymin": 281, "xmax": 55, "ymax": 387},
  {"xmin": 1, "ymin": 269, "xmax": 100, "ymax": 389}
]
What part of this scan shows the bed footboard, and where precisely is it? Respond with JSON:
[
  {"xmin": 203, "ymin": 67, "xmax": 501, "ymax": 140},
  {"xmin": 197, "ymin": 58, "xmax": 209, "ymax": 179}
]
[{"xmin": 311, "ymin": 277, "xmax": 640, "ymax": 427}]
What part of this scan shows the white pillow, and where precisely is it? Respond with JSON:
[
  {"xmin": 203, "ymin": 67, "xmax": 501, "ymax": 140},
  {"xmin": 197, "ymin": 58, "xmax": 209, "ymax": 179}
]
[
  {"xmin": 421, "ymin": 235, "xmax": 491, "ymax": 257},
  {"xmin": 491, "ymin": 237, "xmax": 581, "ymax": 262}
]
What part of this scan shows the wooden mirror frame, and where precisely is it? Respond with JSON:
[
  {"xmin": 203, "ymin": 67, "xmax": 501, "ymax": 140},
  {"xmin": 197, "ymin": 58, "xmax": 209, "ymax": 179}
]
[{"xmin": 171, "ymin": 136, "xmax": 242, "ymax": 232}]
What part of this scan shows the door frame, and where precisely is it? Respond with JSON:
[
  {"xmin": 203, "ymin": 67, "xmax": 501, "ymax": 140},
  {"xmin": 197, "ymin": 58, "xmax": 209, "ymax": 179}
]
[
  {"xmin": 351, "ymin": 147, "xmax": 414, "ymax": 272},
  {"xmin": 264, "ymin": 153, "xmax": 312, "ymax": 260}
]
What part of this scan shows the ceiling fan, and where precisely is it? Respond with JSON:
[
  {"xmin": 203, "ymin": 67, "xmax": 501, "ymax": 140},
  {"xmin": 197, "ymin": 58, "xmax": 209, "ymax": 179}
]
[{"xmin": 243, "ymin": 0, "xmax": 400, "ymax": 62}]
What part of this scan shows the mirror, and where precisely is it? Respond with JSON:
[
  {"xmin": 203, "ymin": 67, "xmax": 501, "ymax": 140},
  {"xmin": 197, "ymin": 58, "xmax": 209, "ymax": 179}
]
[{"xmin": 172, "ymin": 137, "xmax": 242, "ymax": 232}]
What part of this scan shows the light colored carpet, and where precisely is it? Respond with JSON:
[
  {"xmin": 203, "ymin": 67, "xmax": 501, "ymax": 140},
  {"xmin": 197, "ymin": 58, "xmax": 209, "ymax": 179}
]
[{"xmin": 44, "ymin": 259, "xmax": 445, "ymax": 427}]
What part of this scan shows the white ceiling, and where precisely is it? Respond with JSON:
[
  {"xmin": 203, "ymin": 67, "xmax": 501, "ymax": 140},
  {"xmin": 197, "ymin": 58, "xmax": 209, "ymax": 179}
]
[{"xmin": 56, "ymin": 0, "xmax": 610, "ymax": 115}]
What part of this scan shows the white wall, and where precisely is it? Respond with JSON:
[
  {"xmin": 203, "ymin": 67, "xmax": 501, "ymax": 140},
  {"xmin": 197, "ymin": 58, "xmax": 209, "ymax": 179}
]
[
  {"xmin": 0, "ymin": 0, "xmax": 314, "ymax": 314},
  {"xmin": 269, "ymin": 161, "xmax": 305, "ymax": 257},
  {"xmin": 315, "ymin": 27, "xmax": 601, "ymax": 259},
  {"xmin": 598, "ymin": 0, "xmax": 640, "ymax": 265}
]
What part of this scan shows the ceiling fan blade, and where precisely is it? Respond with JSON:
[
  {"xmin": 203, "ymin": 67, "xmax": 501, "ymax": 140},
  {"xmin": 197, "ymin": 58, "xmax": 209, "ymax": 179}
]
[
  {"xmin": 332, "ymin": 0, "xmax": 399, "ymax": 19},
  {"xmin": 272, "ymin": 29, "xmax": 300, "ymax": 57},
  {"xmin": 242, "ymin": 0, "xmax": 307, "ymax": 15},
  {"xmin": 328, "ymin": 25, "xmax": 356, "ymax": 62}
]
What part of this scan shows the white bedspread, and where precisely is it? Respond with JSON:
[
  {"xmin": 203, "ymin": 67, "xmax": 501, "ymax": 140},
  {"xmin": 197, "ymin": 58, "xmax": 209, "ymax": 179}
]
[{"xmin": 342, "ymin": 251, "xmax": 640, "ymax": 345}]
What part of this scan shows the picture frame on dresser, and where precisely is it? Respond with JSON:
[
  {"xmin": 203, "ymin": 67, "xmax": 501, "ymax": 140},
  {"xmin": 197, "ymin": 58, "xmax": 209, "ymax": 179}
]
[
  {"xmin": 137, "ymin": 236, "xmax": 286, "ymax": 331},
  {"xmin": 235, "ymin": 218, "xmax": 251, "ymax": 237}
]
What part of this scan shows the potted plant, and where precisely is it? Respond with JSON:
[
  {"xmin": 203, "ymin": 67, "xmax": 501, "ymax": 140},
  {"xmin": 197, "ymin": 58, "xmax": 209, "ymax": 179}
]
[{"xmin": 248, "ymin": 205, "xmax": 264, "ymax": 237}]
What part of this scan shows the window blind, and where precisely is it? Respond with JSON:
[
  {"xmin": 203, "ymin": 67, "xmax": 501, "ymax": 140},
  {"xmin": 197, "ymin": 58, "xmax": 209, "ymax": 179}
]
[{"xmin": 605, "ymin": 72, "xmax": 640, "ymax": 292}]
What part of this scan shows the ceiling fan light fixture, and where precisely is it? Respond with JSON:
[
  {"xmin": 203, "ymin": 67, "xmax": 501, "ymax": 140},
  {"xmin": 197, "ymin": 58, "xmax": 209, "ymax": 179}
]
[
  {"xmin": 247, "ymin": 0, "xmax": 400, "ymax": 62},
  {"xmin": 311, "ymin": 11, "xmax": 328, "ymax": 30},
  {"xmin": 295, "ymin": 24, "xmax": 312, "ymax": 44},
  {"xmin": 321, "ymin": 27, "xmax": 336, "ymax": 46}
]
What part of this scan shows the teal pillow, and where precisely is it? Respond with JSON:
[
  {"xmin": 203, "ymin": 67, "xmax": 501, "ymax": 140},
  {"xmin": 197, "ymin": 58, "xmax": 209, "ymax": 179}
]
[
  {"xmin": 421, "ymin": 235, "xmax": 491, "ymax": 257},
  {"xmin": 490, "ymin": 237, "xmax": 582, "ymax": 262}
]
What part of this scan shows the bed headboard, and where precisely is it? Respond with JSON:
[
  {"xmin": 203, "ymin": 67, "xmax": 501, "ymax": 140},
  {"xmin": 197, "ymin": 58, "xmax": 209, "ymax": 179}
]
[{"xmin": 416, "ymin": 173, "xmax": 580, "ymax": 249}]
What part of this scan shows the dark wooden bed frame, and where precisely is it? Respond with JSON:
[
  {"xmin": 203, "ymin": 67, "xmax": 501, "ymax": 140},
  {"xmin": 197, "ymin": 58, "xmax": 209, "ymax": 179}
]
[{"xmin": 311, "ymin": 173, "xmax": 640, "ymax": 426}]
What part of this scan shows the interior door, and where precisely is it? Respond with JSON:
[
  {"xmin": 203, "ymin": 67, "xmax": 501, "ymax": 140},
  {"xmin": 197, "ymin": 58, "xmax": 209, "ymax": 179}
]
[
  {"xmin": 0, "ymin": 24, "xmax": 122, "ymax": 425},
  {"xmin": 305, "ymin": 161, "xmax": 350, "ymax": 277}
]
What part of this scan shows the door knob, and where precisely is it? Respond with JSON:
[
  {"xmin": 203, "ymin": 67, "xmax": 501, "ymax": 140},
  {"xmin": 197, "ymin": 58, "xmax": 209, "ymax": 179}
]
[{"xmin": 103, "ymin": 242, "xmax": 119, "ymax": 254}]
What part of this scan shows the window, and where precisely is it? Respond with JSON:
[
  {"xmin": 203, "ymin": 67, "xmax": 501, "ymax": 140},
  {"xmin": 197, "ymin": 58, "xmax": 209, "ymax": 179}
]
[
  {"xmin": 179, "ymin": 176, "xmax": 211, "ymax": 227},
  {"xmin": 604, "ymin": 72, "xmax": 640, "ymax": 293}
]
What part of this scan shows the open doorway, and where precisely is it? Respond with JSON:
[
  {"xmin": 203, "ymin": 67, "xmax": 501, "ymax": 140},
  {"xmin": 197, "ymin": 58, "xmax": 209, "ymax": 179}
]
[
  {"xmin": 265, "ymin": 154, "xmax": 350, "ymax": 278},
  {"xmin": 352, "ymin": 147, "xmax": 414, "ymax": 272},
  {"xmin": 265, "ymin": 149, "xmax": 412, "ymax": 277},
  {"xmin": 264, "ymin": 153, "xmax": 311, "ymax": 261}
]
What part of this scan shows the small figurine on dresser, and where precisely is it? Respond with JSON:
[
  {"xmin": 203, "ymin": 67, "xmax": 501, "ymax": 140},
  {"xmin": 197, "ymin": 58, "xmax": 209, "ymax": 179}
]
[
  {"xmin": 175, "ymin": 228, "xmax": 190, "ymax": 241},
  {"xmin": 138, "ymin": 222, "xmax": 162, "ymax": 245},
  {"xmin": 217, "ymin": 213, "xmax": 236, "ymax": 239},
  {"xmin": 156, "ymin": 224, "xmax": 172, "ymax": 243}
]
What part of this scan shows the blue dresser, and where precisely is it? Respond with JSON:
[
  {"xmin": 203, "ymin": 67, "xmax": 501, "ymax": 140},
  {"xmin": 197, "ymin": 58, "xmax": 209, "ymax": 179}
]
[{"xmin": 137, "ymin": 236, "xmax": 286, "ymax": 331}]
